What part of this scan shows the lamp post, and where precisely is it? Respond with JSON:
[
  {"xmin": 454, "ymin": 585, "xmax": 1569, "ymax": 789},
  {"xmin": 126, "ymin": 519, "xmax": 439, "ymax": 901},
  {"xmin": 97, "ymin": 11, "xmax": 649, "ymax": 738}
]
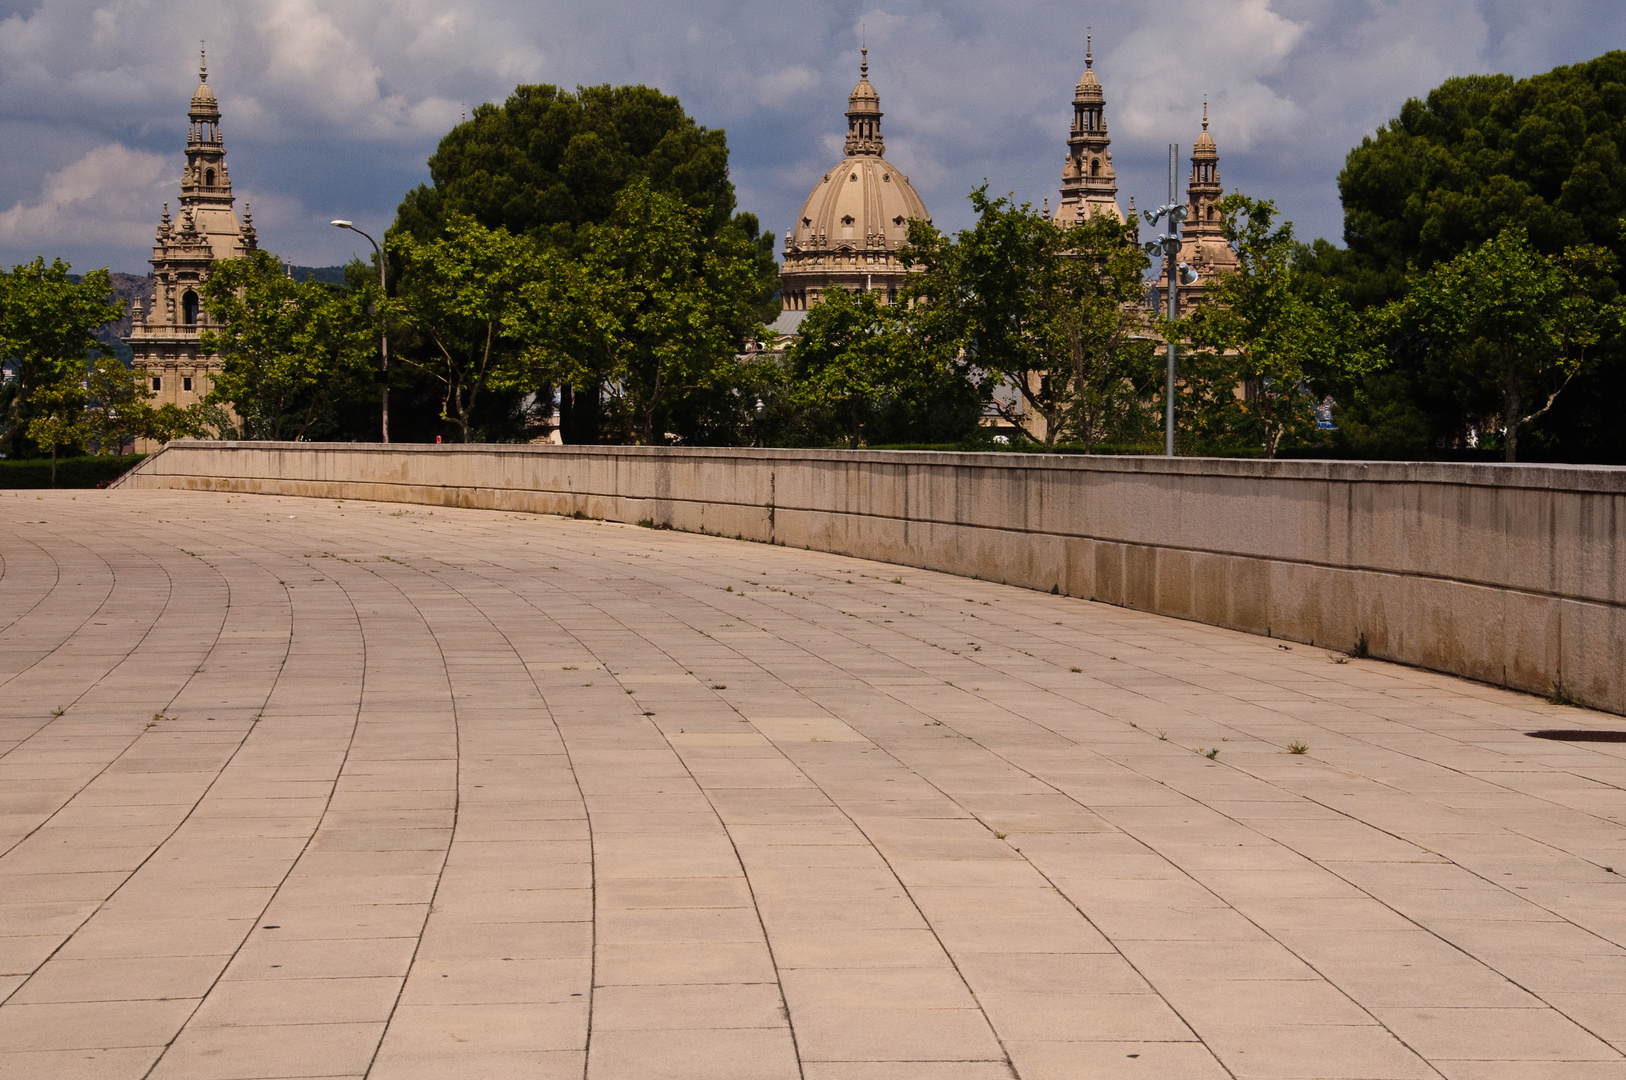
[
  {"xmin": 1142, "ymin": 145, "xmax": 1199, "ymax": 457},
  {"xmin": 330, "ymin": 220, "xmax": 389, "ymax": 443}
]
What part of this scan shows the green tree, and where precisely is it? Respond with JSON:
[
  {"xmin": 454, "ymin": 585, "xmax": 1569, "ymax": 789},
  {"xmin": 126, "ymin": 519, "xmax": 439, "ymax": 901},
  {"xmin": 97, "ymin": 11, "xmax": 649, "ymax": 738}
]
[
  {"xmin": 902, "ymin": 187, "xmax": 1150, "ymax": 450},
  {"xmin": 388, "ymin": 216, "xmax": 542, "ymax": 443},
  {"xmin": 523, "ymin": 181, "xmax": 764, "ymax": 445},
  {"xmin": 787, "ymin": 288, "xmax": 906, "ymax": 448},
  {"xmin": 1053, "ymin": 212, "xmax": 1162, "ymax": 451},
  {"xmin": 1326, "ymin": 51, "xmax": 1626, "ymax": 462},
  {"xmin": 0, "ymin": 259, "xmax": 123, "ymax": 459},
  {"xmin": 24, "ymin": 372, "xmax": 86, "ymax": 484},
  {"xmin": 1340, "ymin": 54, "xmax": 1626, "ymax": 293},
  {"xmin": 200, "ymin": 251, "xmax": 379, "ymax": 441},
  {"xmin": 1183, "ymin": 195, "xmax": 1372, "ymax": 457},
  {"xmin": 79, "ymin": 355, "xmax": 199, "ymax": 452},
  {"xmin": 1388, "ymin": 228, "xmax": 1619, "ymax": 462},
  {"xmin": 393, "ymin": 82, "xmax": 779, "ymax": 323}
]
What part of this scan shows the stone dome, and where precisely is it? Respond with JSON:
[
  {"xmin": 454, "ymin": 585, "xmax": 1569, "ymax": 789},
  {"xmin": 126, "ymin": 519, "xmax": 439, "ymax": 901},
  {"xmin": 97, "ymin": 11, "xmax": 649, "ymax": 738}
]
[
  {"xmin": 789, "ymin": 156, "xmax": 929, "ymax": 252},
  {"xmin": 779, "ymin": 50, "xmax": 933, "ymax": 311}
]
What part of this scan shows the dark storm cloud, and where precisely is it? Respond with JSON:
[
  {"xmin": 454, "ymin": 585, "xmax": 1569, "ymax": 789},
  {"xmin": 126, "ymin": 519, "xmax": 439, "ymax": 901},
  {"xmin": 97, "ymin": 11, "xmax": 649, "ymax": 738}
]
[{"xmin": 1, "ymin": 0, "xmax": 1622, "ymax": 274}]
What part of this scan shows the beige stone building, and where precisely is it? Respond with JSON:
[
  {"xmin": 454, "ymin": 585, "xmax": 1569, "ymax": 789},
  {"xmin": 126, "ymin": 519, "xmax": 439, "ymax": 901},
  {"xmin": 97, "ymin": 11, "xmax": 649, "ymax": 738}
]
[
  {"xmin": 779, "ymin": 50, "xmax": 931, "ymax": 310},
  {"xmin": 125, "ymin": 53, "xmax": 257, "ymax": 408}
]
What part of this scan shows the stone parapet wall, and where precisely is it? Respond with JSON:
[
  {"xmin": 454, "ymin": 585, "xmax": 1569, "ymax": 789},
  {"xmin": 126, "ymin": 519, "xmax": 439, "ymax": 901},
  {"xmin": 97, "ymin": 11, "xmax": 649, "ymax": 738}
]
[{"xmin": 117, "ymin": 442, "xmax": 1626, "ymax": 714}]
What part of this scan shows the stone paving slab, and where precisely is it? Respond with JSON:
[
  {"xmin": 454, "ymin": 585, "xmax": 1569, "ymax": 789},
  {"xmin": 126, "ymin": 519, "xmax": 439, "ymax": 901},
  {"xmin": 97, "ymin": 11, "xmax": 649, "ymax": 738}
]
[{"xmin": 1, "ymin": 488, "xmax": 1623, "ymax": 1080}]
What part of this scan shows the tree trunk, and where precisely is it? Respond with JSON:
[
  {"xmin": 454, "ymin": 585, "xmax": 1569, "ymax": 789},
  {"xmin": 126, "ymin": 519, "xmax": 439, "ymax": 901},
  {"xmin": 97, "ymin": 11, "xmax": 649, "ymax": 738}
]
[
  {"xmin": 1503, "ymin": 351, "xmax": 1520, "ymax": 463},
  {"xmin": 50, "ymin": 444, "xmax": 57, "ymax": 487},
  {"xmin": 849, "ymin": 399, "xmax": 862, "ymax": 449}
]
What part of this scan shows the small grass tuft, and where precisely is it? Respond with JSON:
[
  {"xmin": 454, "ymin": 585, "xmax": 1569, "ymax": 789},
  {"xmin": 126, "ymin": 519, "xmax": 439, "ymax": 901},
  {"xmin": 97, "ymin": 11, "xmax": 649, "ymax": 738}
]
[
  {"xmin": 1288, "ymin": 740, "xmax": 1310, "ymax": 755},
  {"xmin": 1205, "ymin": 748, "xmax": 1220, "ymax": 759},
  {"xmin": 1549, "ymin": 681, "xmax": 1581, "ymax": 708},
  {"xmin": 711, "ymin": 684, "xmax": 727, "ymax": 690},
  {"xmin": 1353, "ymin": 632, "xmax": 1369, "ymax": 659},
  {"xmin": 51, "ymin": 706, "xmax": 65, "ymax": 717},
  {"xmin": 992, "ymin": 831, "xmax": 1008, "ymax": 840},
  {"xmin": 1156, "ymin": 729, "xmax": 1168, "ymax": 741},
  {"xmin": 1070, "ymin": 666, "xmax": 1083, "ymax": 673},
  {"xmin": 635, "ymin": 518, "xmax": 655, "ymax": 529},
  {"xmin": 1050, "ymin": 584, "xmax": 1060, "ymax": 595},
  {"xmin": 891, "ymin": 577, "xmax": 903, "ymax": 585}
]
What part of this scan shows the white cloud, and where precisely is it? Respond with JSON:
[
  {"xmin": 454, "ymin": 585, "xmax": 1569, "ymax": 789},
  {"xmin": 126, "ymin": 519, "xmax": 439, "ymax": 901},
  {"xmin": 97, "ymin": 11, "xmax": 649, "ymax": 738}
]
[
  {"xmin": 1112, "ymin": 0, "xmax": 1305, "ymax": 149},
  {"xmin": 0, "ymin": 143, "xmax": 169, "ymax": 264}
]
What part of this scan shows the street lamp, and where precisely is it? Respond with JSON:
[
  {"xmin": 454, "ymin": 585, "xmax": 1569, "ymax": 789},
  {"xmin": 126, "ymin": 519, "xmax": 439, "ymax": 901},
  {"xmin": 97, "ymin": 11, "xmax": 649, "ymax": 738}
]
[
  {"xmin": 330, "ymin": 219, "xmax": 390, "ymax": 443},
  {"xmin": 1142, "ymin": 145, "xmax": 1199, "ymax": 457}
]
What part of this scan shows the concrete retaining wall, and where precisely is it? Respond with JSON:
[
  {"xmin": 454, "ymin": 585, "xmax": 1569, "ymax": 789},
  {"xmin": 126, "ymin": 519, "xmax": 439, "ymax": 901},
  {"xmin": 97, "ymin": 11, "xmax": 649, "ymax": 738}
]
[{"xmin": 117, "ymin": 442, "xmax": 1626, "ymax": 714}]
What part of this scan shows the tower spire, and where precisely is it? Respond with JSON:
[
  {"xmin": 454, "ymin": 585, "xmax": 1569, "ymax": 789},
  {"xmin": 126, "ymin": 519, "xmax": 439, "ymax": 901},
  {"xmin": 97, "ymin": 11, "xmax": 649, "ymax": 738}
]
[
  {"xmin": 1086, "ymin": 32, "xmax": 1092, "ymax": 70},
  {"xmin": 200, "ymin": 41, "xmax": 207, "ymax": 83}
]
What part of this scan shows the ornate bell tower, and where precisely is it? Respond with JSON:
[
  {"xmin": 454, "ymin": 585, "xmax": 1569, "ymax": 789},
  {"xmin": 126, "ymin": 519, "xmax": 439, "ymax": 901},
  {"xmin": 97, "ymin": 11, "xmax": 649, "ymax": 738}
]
[
  {"xmin": 125, "ymin": 49, "xmax": 257, "ymax": 409},
  {"xmin": 1171, "ymin": 102, "xmax": 1237, "ymax": 308},
  {"xmin": 1054, "ymin": 36, "xmax": 1124, "ymax": 226}
]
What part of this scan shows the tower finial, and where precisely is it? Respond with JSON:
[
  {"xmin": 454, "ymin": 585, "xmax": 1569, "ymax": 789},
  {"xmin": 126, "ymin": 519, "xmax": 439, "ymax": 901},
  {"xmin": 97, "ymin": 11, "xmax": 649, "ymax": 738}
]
[
  {"xmin": 1203, "ymin": 96, "xmax": 1208, "ymax": 131},
  {"xmin": 1086, "ymin": 30, "xmax": 1092, "ymax": 69},
  {"xmin": 200, "ymin": 41, "xmax": 207, "ymax": 82},
  {"xmin": 860, "ymin": 45, "xmax": 868, "ymax": 79}
]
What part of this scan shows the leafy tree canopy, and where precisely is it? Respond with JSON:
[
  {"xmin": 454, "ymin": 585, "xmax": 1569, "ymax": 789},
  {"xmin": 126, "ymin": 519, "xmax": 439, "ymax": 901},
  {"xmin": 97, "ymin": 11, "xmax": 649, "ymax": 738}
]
[
  {"xmin": 200, "ymin": 250, "xmax": 379, "ymax": 442},
  {"xmin": 1184, "ymin": 194, "xmax": 1375, "ymax": 457},
  {"xmin": 521, "ymin": 180, "xmax": 765, "ymax": 445},
  {"xmin": 902, "ymin": 187, "xmax": 1154, "ymax": 450},
  {"xmin": 1339, "ymin": 50, "xmax": 1626, "ymax": 302},
  {"xmin": 387, "ymin": 216, "xmax": 544, "ymax": 443},
  {"xmin": 1380, "ymin": 227, "xmax": 1620, "ymax": 461},
  {"xmin": 0, "ymin": 258, "xmax": 123, "ymax": 458},
  {"xmin": 395, "ymin": 83, "xmax": 737, "ymax": 250}
]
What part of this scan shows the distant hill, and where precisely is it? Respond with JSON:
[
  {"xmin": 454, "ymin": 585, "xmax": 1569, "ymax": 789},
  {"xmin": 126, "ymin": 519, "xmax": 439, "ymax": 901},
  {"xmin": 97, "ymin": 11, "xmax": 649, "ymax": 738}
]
[
  {"xmin": 100, "ymin": 272, "xmax": 156, "ymax": 364},
  {"xmin": 290, "ymin": 265, "xmax": 348, "ymax": 285}
]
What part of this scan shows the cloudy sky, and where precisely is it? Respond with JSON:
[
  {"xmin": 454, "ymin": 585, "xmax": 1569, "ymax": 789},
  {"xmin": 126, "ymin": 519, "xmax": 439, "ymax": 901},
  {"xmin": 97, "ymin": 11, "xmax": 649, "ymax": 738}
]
[{"xmin": 1, "ymin": 0, "xmax": 1622, "ymax": 275}]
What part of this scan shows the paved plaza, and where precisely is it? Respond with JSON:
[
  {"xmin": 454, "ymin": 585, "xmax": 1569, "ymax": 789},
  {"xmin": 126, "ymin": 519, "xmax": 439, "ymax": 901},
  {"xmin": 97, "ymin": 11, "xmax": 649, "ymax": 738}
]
[{"xmin": 1, "ymin": 489, "xmax": 1624, "ymax": 1080}]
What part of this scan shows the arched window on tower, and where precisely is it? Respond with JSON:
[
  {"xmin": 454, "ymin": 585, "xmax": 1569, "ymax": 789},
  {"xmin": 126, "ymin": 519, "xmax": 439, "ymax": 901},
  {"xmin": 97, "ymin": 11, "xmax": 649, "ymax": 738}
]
[
  {"xmin": 182, "ymin": 290, "xmax": 199, "ymax": 326},
  {"xmin": 205, "ymin": 168, "xmax": 215, "ymax": 187},
  {"xmin": 1091, "ymin": 158, "xmax": 1100, "ymax": 177}
]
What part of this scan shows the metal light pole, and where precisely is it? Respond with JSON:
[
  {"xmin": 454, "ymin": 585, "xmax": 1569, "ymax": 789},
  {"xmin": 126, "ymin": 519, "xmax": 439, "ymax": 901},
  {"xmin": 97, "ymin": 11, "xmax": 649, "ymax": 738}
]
[
  {"xmin": 1142, "ymin": 146, "xmax": 1199, "ymax": 457},
  {"xmin": 330, "ymin": 220, "xmax": 389, "ymax": 443}
]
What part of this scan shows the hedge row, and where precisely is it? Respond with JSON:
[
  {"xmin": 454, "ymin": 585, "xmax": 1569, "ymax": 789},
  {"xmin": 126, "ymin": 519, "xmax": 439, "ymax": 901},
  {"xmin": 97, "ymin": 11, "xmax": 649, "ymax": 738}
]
[{"xmin": 0, "ymin": 455, "xmax": 147, "ymax": 488}]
